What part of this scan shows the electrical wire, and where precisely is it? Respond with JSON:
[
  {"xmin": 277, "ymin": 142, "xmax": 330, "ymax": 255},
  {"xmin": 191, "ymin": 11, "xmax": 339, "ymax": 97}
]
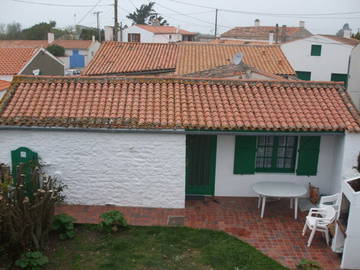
[
  {"xmin": 11, "ymin": 0, "xmax": 112, "ymax": 7},
  {"xmin": 77, "ymin": 0, "xmax": 104, "ymax": 25}
]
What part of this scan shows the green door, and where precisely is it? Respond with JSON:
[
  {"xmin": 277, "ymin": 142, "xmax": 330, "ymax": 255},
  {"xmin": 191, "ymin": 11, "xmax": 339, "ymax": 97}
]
[{"xmin": 186, "ymin": 135, "xmax": 217, "ymax": 195}]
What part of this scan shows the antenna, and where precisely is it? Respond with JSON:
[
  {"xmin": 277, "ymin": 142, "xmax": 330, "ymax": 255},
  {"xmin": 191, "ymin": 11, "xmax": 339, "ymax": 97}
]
[{"xmin": 232, "ymin": 53, "xmax": 243, "ymax": 65}]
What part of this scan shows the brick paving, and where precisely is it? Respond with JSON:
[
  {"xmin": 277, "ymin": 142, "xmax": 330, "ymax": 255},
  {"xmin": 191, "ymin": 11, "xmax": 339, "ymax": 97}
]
[{"xmin": 55, "ymin": 197, "xmax": 341, "ymax": 270}]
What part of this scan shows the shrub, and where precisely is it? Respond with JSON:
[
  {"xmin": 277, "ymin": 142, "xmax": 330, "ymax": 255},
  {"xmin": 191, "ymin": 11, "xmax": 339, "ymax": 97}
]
[
  {"xmin": 0, "ymin": 162, "xmax": 65, "ymax": 259},
  {"xmin": 46, "ymin": 44, "xmax": 65, "ymax": 57},
  {"xmin": 15, "ymin": 251, "xmax": 49, "ymax": 270},
  {"xmin": 52, "ymin": 214, "xmax": 75, "ymax": 240},
  {"xmin": 99, "ymin": 210, "xmax": 128, "ymax": 233},
  {"xmin": 296, "ymin": 259, "xmax": 322, "ymax": 270}
]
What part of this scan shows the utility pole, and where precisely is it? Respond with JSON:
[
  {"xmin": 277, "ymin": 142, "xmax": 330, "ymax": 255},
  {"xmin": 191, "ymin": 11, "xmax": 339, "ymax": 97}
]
[
  {"xmin": 114, "ymin": 0, "xmax": 119, "ymax": 41},
  {"xmin": 214, "ymin": 9, "xmax": 218, "ymax": 38},
  {"xmin": 93, "ymin": 11, "xmax": 102, "ymax": 42}
]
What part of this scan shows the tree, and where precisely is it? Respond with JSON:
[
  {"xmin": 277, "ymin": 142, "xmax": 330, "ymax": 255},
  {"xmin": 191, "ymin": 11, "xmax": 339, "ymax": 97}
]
[
  {"xmin": 46, "ymin": 44, "xmax": 65, "ymax": 57},
  {"xmin": 352, "ymin": 32, "xmax": 360, "ymax": 40},
  {"xmin": 79, "ymin": 28, "xmax": 104, "ymax": 41},
  {"xmin": 127, "ymin": 2, "xmax": 168, "ymax": 25},
  {"xmin": 22, "ymin": 21, "xmax": 56, "ymax": 40},
  {"xmin": 0, "ymin": 22, "xmax": 23, "ymax": 40}
]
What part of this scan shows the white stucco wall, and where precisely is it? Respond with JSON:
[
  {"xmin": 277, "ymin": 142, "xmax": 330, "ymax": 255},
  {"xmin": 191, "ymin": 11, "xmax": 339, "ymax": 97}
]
[
  {"xmin": 348, "ymin": 44, "xmax": 360, "ymax": 109},
  {"xmin": 0, "ymin": 130, "xmax": 186, "ymax": 208},
  {"xmin": 153, "ymin": 34, "xmax": 182, "ymax": 43},
  {"xmin": 215, "ymin": 134, "xmax": 343, "ymax": 197},
  {"xmin": 0, "ymin": 75, "xmax": 13, "ymax": 81},
  {"xmin": 123, "ymin": 25, "xmax": 154, "ymax": 43},
  {"xmin": 339, "ymin": 132, "xmax": 360, "ymax": 186},
  {"xmin": 281, "ymin": 35, "xmax": 353, "ymax": 81}
]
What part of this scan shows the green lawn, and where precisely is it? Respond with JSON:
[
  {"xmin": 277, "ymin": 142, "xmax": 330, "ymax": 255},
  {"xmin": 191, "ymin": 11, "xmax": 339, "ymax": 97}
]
[{"xmin": 45, "ymin": 225, "xmax": 288, "ymax": 270}]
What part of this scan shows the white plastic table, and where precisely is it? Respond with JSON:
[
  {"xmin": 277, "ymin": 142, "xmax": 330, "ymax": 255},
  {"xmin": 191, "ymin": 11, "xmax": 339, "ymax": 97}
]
[{"xmin": 252, "ymin": 181, "xmax": 307, "ymax": 219}]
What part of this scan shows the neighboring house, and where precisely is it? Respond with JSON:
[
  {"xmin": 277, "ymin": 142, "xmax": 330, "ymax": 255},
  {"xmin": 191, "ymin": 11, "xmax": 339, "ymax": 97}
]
[
  {"xmin": 0, "ymin": 47, "xmax": 64, "ymax": 82},
  {"xmin": 0, "ymin": 80, "xmax": 10, "ymax": 100},
  {"xmin": 281, "ymin": 34, "xmax": 360, "ymax": 82},
  {"xmin": 0, "ymin": 76, "xmax": 359, "ymax": 209},
  {"xmin": 123, "ymin": 24, "xmax": 197, "ymax": 43},
  {"xmin": 0, "ymin": 35, "xmax": 100, "ymax": 71},
  {"xmin": 220, "ymin": 19, "xmax": 312, "ymax": 43},
  {"xmin": 348, "ymin": 44, "xmax": 360, "ymax": 109},
  {"xmin": 83, "ymin": 42, "xmax": 295, "ymax": 77}
]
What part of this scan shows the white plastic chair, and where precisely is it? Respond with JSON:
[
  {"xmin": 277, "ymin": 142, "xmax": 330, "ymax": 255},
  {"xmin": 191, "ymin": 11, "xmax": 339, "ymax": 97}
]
[
  {"xmin": 302, "ymin": 205, "xmax": 336, "ymax": 247},
  {"xmin": 319, "ymin": 193, "xmax": 341, "ymax": 214}
]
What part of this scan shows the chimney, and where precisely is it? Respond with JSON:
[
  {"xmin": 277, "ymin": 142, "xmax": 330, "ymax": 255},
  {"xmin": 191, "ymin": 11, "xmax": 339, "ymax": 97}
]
[
  {"xmin": 344, "ymin": 29, "xmax": 352, "ymax": 39},
  {"xmin": 47, "ymin": 32, "xmax": 55, "ymax": 44},
  {"xmin": 254, "ymin": 19, "xmax": 260, "ymax": 27},
  {"xmin": 281, "ymin": 25, "xmax": 287, "ymax": 43},
  {"xmin": 299, "ymin": 21, "xmax": 305, "ymax": 28},
  {"xmin": 275, "ymin": 24, "xmax": 279, "ymax": 44},
  {"xmin": 269, "ymin": 31, "xmax": 274, "ymax": 44},
  {"xmin": 104, "ymin": 26, "xmax": 114, "ymax": 41},
  {"xmin": 92, "ymin": 35, "xmax": 95, "ymax": 42}
]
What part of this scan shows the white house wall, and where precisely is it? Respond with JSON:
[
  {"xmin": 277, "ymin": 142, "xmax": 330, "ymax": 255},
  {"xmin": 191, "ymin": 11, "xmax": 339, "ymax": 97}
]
[
  {"xmin": 215, "ymin": 134, "xmax": 342, "ymax": 197},
  {"xmin": 339, "ymin": 132, "xmax": 360, "ymax": 186},
  {"xmin": 0, "ymin": 130, "xmax": 186, "ymax": 208},
  {"xmin": 153, "ymin": 34, "xmax": 182, "ymax": 43},
  {"xmin": 123, "ymin": 26, "xmax": 154, "ymax": 42},
  {"xmin": 0, "ymin": 75, "xmax": 13, "ymax": 81},
  {"xmin": 348, "ymin": 44, "xmax": 360, "ymax": 109},
  {"xmin": 281, "ymin": 35, "xmax": 353, "ymax": 81}
]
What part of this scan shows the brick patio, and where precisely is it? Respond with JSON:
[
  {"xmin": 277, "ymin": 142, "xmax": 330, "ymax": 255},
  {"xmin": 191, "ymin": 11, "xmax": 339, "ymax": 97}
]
[{"xmin": 55, "ymin": 197, "xmax": 341, "ymax": 270}]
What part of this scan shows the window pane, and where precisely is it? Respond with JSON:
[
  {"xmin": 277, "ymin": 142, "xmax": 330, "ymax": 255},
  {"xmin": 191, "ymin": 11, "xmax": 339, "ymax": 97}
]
[
  {"xmin": 287, "ymin": 136, "xmax": 295, "ymax": 146},
  {"xmin": 266, "ymin": 136, "xmax": 274, "ymax": 145},
  {"xmin": 258, "ymin": 136, "xmax": 265, "ymax": 145},
  {"xmin": 256, "ymin": 158, "xmax": 263, "ymax": 168},
  {"xmin": 264, "ymin": 158, "xmax": 272, "ymax": 168},
  {"xmin": 278, "ymin": 136, "xmax": 286, "ymax": 146},
  {"xmin": 277, "ymin": 147, "xmax": 285, "ymax": 157},
  {"xmin": 286, "ymin": 148, "xmax": 294, "ymax": 158},
  {"xmin": 277, "ymin": 158, "xmax": 285, "ymax": 168},
  {"xmin": 265, "ymin": 147, "xmax": 273, "ymax": 156},
  {"xmin": 257, "ymin": 147, "xmax": 265, "ymax": 156},
  {"xmin": 284, "ymin": 159, "xmax": 293, "ymax": 168}
]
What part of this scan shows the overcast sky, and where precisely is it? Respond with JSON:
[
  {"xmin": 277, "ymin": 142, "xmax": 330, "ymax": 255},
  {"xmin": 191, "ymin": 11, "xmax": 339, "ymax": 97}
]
[{"xmin": 1, "ymin": 0, "xmax": 360, "ymax": 35}]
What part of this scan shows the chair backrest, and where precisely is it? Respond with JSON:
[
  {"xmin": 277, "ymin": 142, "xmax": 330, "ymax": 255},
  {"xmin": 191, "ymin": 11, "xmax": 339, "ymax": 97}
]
[
  {"xmin": 320, "ymin": 205, "xmax": 336, "ymax": 224},
  {"xmin": 319, "ymin": 193, "xmax": 341, "ymax": 207}
]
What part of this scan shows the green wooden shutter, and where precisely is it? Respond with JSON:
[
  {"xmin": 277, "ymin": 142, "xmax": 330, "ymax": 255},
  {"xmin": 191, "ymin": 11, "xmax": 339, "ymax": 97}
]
[
  {"xmin": 233, "ymin": 136, "xmax": 257, "ymax": 174},
  {"xmin": 331, "ymin": 73, "xmax": 348, "ymax": 87},
  {"xmin": 296, "ymin": 71, "xmax": 311, "ymax": 81},
  {"xmin": 311, "ymin": 45, "xmax": 322, "ymax": 56},
  {"xmin": 296, "ymin": 136, "xmax": 321, "ymax": 176}
]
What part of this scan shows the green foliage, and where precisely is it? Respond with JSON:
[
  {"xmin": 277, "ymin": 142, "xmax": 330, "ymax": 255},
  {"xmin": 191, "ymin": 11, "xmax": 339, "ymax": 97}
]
[
  {"xmin": 46, "ymin": 44, "xmax": 65, "ymax": 57},
  {"xmin": 352, "ymin": 32, "xmax": 360, "ymax": 40},
  {"xmin": 15, "ymin": 251, "xmax": 49, "ymax": 270},
  {"xmin": 22, "ymin": 21, "xmax": 56, "ymax": 40},
  {"xmin": 79, "ymin": 28, "xmax": 104, "ymax": 41},
  {"xmin": 99, "ymin": 210, "xmax": 128, "ymax": 233},
  {"xmin": 52, "ymin": 214, "xmax": 76, "ymax": 240},
  {"xmin": 296, "ymin": 259, "xmax": 322, "ymax": 270},
  {"xmin": 127, "ymin": 2, "xmax": 168, "ymax": 25}
]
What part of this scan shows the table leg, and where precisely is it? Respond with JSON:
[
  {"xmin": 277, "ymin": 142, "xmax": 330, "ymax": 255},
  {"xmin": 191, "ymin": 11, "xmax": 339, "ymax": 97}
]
[
  {"xmin": 258, "ymin": 196, "xmax": 262, "ymax": 208},
  {"xmin": 261, "ymin": 196, "xmax": 266, "ymax": 218},
  {"xmin": 295, "ymin": 197, "xmax": 298, "ymax": 219}
]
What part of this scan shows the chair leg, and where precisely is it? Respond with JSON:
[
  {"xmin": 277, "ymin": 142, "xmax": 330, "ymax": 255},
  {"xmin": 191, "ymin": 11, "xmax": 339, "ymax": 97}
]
[
  {"xmin": 258, "ymin": 196, "xmax": 261, "ymax": 209},
  {"xmin": 307, "ymin": 228, "xmax": 316, "ymax": 247},
  {"xmin": 302, "ymin": 223, "xmax": 307, "ymax": 236},
  {"xmin": 325, "ymin": 230, "xmax": 330, "ymax": 245}
]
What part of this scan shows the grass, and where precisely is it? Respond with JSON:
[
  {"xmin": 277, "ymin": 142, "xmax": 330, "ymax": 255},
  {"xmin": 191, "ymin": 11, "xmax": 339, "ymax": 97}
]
[{"xmin": 44, "ymin": 225, "xmax": 288, "ymax": 270}]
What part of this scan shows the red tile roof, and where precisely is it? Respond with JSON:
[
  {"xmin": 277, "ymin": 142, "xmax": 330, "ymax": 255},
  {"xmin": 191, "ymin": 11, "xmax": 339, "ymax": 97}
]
[
  {"xmin": 0, "ymin": 40, "xmax": 94, "ymax": 49},
  {"xmin": 83, "ymin": 42, "xmax": 294, "ymax": 76},
  {"xmin": 0, "ymin": 48, "xmax": 38, "ymax": 75},
  {"xmin": 83, "ymin": 42, "xmax": 179, "ymax": 75},
  {"xmin": 175, "ymin": 44, "xmax": 294, "ymax": 75},
  {"xmin": 320, "ymin": 35, "xmax": 360, "ymax": 47},
  {"xmin": 221, "ymin": 26, "xmax": 311, "ymax": 40},
  {"xmin": 0, "ymin": 80, "xmax": 10, "ymax": 91},
  {"xmin": 1, "ymin": 75, "xmax": 359, "ymax": 132},
  {"xmin": 135, "ymin": 24, "xmax": 196, "ymax": 35}
]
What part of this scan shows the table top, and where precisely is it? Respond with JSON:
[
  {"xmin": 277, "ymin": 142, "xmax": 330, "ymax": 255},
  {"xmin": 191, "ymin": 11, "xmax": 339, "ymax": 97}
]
[{"xmin": 252, "ymin": 181, "xmax": 307, "ymax": 198}]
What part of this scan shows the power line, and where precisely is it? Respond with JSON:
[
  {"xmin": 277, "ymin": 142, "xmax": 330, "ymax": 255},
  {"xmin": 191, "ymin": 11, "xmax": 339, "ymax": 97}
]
[
  {"xmin": 162, "ymin": 0, "xmax": 360, "ymax": 17},
  {"xmin": 11, "ymin": 0, "xmax": 112, "ymax": 7},
  {"xmin": 77, "ymin": 0, "xmax": 104, "ymax": 25}
]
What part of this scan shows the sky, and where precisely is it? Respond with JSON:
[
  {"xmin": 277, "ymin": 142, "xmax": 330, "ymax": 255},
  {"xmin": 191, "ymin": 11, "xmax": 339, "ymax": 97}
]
[{"xmin": 1, "ymin": 0, "xmax": 360, "ymax": 36}]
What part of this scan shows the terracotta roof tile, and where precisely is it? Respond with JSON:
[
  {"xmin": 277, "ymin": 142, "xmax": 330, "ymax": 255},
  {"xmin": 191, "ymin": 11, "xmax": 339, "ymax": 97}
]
[
  {"xmin": 0, "ymin": 40, "xmax": 94, "ymax": 49},
  {"xmin": 0, "ymin": 48, "xmax": 38, "ymax": 75},
  {"xmin": 82, "ymin": 42, "xmax": 179, "ymax": 75},
  {"xmin": 0, "ymin": 75, "xmax": 359, "ymax": 132},
  {"xmin": 0, "ymin": 80, "xmax": 10, "ymax": 91},
  {"xmin": 221, "ymin": 26, "xmax": 310, "ymax": 40},
  {"xmin": 83, "ymin": 42, "xmax": 294, "ymax": 76},
  {"xmin": 135, "ymin": 24, "xmax": 196, "ymax": 35},
  {"xmin": 52, "ymin": 40, "xmax": 93, "ymax": 49},
  {"xmin": 175, "ymin": 43, "xmax": 294, "ymax": 75}
]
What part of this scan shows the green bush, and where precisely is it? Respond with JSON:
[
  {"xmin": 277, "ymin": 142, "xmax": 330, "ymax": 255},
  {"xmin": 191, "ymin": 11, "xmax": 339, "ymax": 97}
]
[
  {"xmin": 99, "ymin": 210, "xmax": 128, "ymax": 233},
  {"xmin": 15, "ymin": 251, "xmax": 48, "ymax": 270},
  {"xmin": 296, "ymin": 259, "xmax": 322, "ymax": 270},
  {"xmin": 52, "ymin": 214, "xmax": 75, "ymax": 240},
  {"xmin": 46, "ymin": 44, "xmax": 65, "ymax": 57}
]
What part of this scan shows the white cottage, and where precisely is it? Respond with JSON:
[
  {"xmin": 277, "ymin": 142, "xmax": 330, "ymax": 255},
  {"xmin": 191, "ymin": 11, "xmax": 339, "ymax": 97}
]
[
  {"xmin": 281, "ymin": 34, "xmax": 360, "ymax": 83},
  {"xmin": 0, "ymin": 76, "xmax": 359, "ymax": 209},
  {"xmin": 123, "ymin": 24, "xmax": 196, "ymax": 43}
]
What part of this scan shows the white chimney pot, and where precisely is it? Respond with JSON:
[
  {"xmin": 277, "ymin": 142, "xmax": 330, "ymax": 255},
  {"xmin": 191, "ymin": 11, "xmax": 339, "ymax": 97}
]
[
  {"xmin": 254, "ymin": 19, "xmax": 260, "ymax": 27},
  {"xmin": 47, "ymin": 32, "xmax": 55, "ymax": 44},
  {"xmin": 299, "ymin": 21, "xmax": 305, "ymax": 28}
]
